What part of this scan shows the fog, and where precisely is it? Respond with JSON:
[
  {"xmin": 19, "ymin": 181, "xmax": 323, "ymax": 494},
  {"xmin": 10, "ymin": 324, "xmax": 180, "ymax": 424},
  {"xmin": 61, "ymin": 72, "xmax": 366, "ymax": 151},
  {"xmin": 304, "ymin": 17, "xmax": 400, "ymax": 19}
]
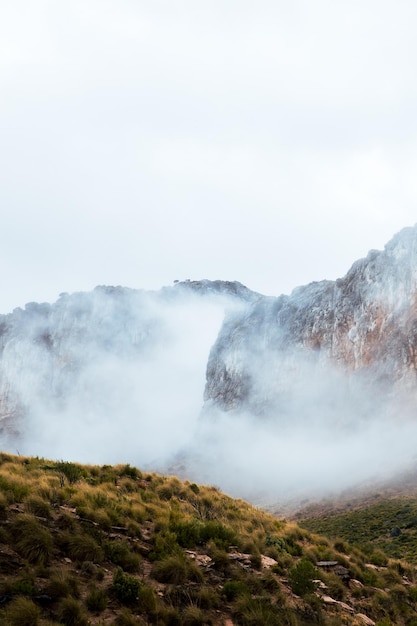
[{"xmin": 1, "ymin": 286, "xmax": 416, "ymax": 507}]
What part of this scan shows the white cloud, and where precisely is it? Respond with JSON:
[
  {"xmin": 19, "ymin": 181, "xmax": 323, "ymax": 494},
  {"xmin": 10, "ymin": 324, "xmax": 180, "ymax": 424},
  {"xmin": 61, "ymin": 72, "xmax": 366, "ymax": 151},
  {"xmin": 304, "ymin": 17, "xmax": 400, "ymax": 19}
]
[{"xmin": 1, "ymin": 1, "xmax": 417, "ymax": 311}]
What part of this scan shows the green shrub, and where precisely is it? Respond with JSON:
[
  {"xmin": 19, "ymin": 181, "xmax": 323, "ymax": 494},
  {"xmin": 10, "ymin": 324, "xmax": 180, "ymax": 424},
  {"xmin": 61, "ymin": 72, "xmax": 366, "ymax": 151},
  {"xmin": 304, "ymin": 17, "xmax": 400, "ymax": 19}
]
[
  {"xmin": 6, "ymin": 596, "xmax": 40, "ymax": 626},
  {"xmin": 259, "ymin": 573, "xmax": 281, "ymax": 594},
  {"xmin": 44, "ymin": 572, "xmax": 73, "ymax": 600},
  {"xmin": 232, "ymin": 596, "xmax": 280, "ymax": 626},
  {"xmin": 151, "ymin": 554, "xmax": 204, "ymax": 584},
  {"xmin": 368, "ymin": 549, "xmax": 389, "ymax": 567},
  {"xmin": 288, "ymin": 557, "xmax": 317, "ymax": 597},
  {"xmin": 137, "ymin": 585, "xmax": 157, "ymax": 614},
  {"xmin": 54, "ymin": 461, "xmax": 84, "ymax": 485},
  {"xmin": 182, "ymin": 605, "xmax": 207, "ymax": 625},
  {"xmin": 104, "ymin": 539, "xmax": 141, "ymax": 572},
  {"xmin": 208, "ymin": 545, "xmax": 231, "ymax": 573},
  {"xmin": 171, "ymin": 519, "xmax": 236, "ymax": 549},
  {"xmin": 334, "ymin": 539, "xmax": 349, "ymax": 554},
  {"xmin": 25, "ymin": 495, "xmax": 51, "ymax": 518},
  {"xmin": 56, "ymin": 511, "xmax": 77, "ymax": 531},
  {"xmin": 194, "ymin": 586, "xmax": 221, "ymax": 609},
  {"xmin": 112, "ymin": 567, "xmax": 141, "ymax": 605},
  {"xmin": 250, "ymin": 552, "xmax": 262, "ymax": 570},
  {"xmin": 0, "ymin": 491, "xmax": 8, "ymax": 519},
  {"xmin": 223, "ymin": 580, "xmax": 249, "ymax": 601},
  {"xmin": 10, "ymin": 514, "xmax": 53, "ymax": 565},
  {"xmin": 390, "ymin": 583, "xmax": 408, "ymax": 603},
  {"xmin": 409, "ymin": 585, "xmax": 417, "ymax": 602},
  {"xmin": 150, "ymin": 531, "xmax": 181, "ymax": 560},
  {"xmin": 0, "ymin": 475, "xmax": 30, "ymax": 501},
  {"xmin": 12, "ymin": 575, "xmax": 36, "ymax": 596},
  {"xmin": 86, "ymin": 586, "xmax": 107, "ymax": 612},
  {"xmin": 45, "ymin": 570, "xmax": 80, "ymax": 600},
  {"xmin": 322, "ymin": 572, "xmax": 345, "ymax": 601},
  {"xmin": 119, "ymin": 464, "xmax": 141, "ymax": 480},
  {"xmin": 60, "ymin": 531, "xmax": 103, "ymax": 563},
  {"xmin": 56, "ymin": 597, "xmax": 89, "ymax": 625}
]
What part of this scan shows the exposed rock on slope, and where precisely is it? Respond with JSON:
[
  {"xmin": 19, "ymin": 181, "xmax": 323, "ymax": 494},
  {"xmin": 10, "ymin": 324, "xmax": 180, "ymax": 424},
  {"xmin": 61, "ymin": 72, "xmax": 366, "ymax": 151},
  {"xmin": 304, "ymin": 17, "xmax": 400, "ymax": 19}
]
[
  {"xmin": 204, "ymin": 225, "xmax": 417, "ymax": 416},
  {"xmin": 0, "ymin": 280, "xmax": 255, "ymax": 458}
]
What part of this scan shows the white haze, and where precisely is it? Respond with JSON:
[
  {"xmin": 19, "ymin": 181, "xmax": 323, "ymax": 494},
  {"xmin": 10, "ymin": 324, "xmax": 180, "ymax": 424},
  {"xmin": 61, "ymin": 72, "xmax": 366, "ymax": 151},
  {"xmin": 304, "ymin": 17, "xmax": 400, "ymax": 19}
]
[
  {"xmin": 2, "ymin": 1, "xmax": 417, "ymax": 312},
  {"xmin": 11, "ymin": 291, "xmax": 227, "ymax": 465},
  {"xmin": 2, "ymin": 286, "xmax": 417, "ymax": 507}
]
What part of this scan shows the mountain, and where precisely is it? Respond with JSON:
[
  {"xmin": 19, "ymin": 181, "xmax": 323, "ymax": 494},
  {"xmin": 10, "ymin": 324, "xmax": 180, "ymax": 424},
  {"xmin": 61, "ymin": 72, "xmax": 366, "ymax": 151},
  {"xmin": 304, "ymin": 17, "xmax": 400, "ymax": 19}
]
[
  {"xmin": 0, "ymin": 451, "xmax": 415, "ymax": 626},
  {"xmin": 0, "ymin": 280, "xmax": 257, "ymax": 465},
  {"xmin": 2, "ymin": 226, "xmax": 417, "ymax": 502},
  {"xmin": 205, "ymin": 225, "xmax": 417, "ymax": 416}
]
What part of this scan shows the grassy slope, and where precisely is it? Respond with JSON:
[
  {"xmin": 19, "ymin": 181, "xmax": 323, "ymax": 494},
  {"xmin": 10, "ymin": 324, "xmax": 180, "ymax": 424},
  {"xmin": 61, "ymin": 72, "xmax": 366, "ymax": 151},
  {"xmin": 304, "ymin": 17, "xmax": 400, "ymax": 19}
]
[
  {"xmin": 298, "ymin": 497, "xmax": 417, "ymax": 564},
  {"xmin": 0, "ymin": 453, "xmax": 415, "ymax": 625}
]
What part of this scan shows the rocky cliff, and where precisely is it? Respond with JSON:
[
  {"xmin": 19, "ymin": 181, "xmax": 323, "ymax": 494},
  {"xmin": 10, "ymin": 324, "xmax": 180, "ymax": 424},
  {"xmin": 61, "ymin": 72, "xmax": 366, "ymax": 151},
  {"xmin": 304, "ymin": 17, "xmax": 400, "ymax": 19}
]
[
  {"xmin": 0, "ymin": 280, "xmax": 254, "ymax": 460},
  {"xmin": 1, "ymin": 227, "xmax": 417, "ymax": 466},
  {"xmin": 204, "ymin": 225, "xmax": 417, "ymax": 418}
]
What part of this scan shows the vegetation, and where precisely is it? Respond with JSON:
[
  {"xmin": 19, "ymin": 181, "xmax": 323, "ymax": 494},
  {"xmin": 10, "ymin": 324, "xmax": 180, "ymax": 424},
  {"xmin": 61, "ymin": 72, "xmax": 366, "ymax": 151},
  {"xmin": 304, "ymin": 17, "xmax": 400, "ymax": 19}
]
[
  {"xmin": 298, "ymin": 496, "xmax": 417, "ymax": 563},
  {"xmin": 0, "ymin": 453, "xmax": 414, "ymax": 624}
]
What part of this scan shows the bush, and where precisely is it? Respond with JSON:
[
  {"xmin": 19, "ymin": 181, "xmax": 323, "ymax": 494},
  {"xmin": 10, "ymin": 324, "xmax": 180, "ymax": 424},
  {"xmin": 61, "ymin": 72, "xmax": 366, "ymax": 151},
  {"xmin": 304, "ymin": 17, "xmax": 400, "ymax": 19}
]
[
  {"xmin": 182, "ymin": 605, "xmax": 207, "ymax": 625},
  {"xmin": 60, "ymin": 531, "xmax": 103, "ymax": 563},
  {"xmin": 119, "ymin": 464, "xmax": 141, "ymax": 480},
  {"xmin": 334, "ymin": 539, "xmax": 349, "ymax": 554},
  {"xmin": 104, "ymin": 539, "xmax": 141, "ymax": 572},
  {"xmin": 206, "ymin": 545, "xmax": 230, "ymax": 574},
  {"xmin": 0, "ymin": 491, "xmax": 8, "ymax": 519},
  {"xmin": 409, "ymin": 585, "xmax": 417, "ymax": 602},
  {"xmin": 113, "ymin": 567, "xmax": 141, "ymax": 605},
  {"xmin": 11, "ymin": 575, "xmax": 36, "ymax": 596},
  {"xmin": 44, "ymin": 570, "xmax": 80, "ymax": 601},
  {"xmin": 86, "ymin": 586, "xmax": 107, "ymax": 612},
  {"xmin": 151, "ymin": 555, "xmax": 204, "ymax": 584},
  {"xmin": 171, "ymin": 519, "xmax": 236, "ymax": 549},
  {"xmin": 288, "ymin": 557, "xmax": 317, "ymax": 597},
  {"xmin": 223, "ymin": 580, "xmax": 249, "ymax": 601},
  {"xmin": 369, "ymin": 549, "xmax": 389, "ymax": 567},
  {"xmin": 259, "ymin": 573, "xmax": 281, "ymax": 594},
  {"xmin": 25, "ymin": 495, "xmax": 51, "ymax": 518},
  {"xmin": 250, "ymin": 552, "xmax": 262, "ymax": 570},
  {"xmin": 54, "ymin": 461, "xmax": 84, "ymax": 485},
  {"xmin": 150, "ymin": 531, "xmax": 182, "ymax": 560},
  {"xmin": 232, "ymin": 596, "xmax": 280, "ymax": 626},
  {"xmin": 0, "ymin": 475, "xmax": 29, "ymax": 502},
  {"xmin": 194, "ymin": 586, "xmax": 221, "ymax": 609},
  {"xmin": 6, "ymin": 597, "xmax": 40, "ymax": 626},
  {"xmin": 322, "ymin": 572, "xmax": 345, "ymax": 601},
  {"xmin": 44, "ymin": 571, "xmax": 73, "ymax": 600},
  {"xmin": 137, "ymin": 585, "xmax": 157, "ymax": 614},
  {"xmin": 56, "ymin": 597, "xmax": 89, "ymax": 625},
  {"xmin": 10, "ymin": 514, "xmax": 53, "ymax": 565}
]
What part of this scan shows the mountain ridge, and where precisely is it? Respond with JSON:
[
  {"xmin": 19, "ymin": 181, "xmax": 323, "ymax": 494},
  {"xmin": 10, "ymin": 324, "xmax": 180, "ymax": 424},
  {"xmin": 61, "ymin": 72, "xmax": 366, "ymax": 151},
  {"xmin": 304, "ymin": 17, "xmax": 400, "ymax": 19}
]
[
  {"xmin": 204, "ymin": 224, "xmax": 417, "ymax": 414},
  {"xmin": 1, "ymin": 226, "xmax": 417, "ymax": 502}
]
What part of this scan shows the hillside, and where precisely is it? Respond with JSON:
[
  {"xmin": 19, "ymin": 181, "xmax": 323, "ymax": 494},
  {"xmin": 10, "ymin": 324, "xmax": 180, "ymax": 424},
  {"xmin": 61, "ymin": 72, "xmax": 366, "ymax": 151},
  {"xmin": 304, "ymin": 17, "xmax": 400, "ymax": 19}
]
[
  {"xmin": 293, "ymin": 468, "xmax": 417, "ymax": 567},
  {"xmin": 0, "ymin": 454, "xmax": 415, "ymax": 625}
]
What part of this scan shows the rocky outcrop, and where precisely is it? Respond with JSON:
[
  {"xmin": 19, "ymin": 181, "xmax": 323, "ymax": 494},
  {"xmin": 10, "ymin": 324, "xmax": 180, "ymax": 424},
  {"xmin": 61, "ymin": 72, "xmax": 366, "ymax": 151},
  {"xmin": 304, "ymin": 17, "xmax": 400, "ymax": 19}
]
[
  {"xmin": 1, "ymin": 227, "xmax": 417, "ymax": 449},
  {"xmin": 0, "ymin": 280, "xmax": 256, "ymax": 447},
  {"xmin": 204, "ymin": 225, "xmax": 417, "ymax": 415}
]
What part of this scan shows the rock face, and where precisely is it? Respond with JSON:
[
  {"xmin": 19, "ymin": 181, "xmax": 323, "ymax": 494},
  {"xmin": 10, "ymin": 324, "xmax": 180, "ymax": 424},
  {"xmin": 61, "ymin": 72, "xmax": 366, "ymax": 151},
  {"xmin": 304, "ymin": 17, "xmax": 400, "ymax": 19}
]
[
  {"xmin": 0, "ymin": 280, "xmax": 254, "ymax": 455},
  {"xmin": 204, "ymin": 226, "xmax": 417, "ymax": 416},
  {"xmin": 1, "ymin": 226, "xmax": 417, "ymax": 454}
]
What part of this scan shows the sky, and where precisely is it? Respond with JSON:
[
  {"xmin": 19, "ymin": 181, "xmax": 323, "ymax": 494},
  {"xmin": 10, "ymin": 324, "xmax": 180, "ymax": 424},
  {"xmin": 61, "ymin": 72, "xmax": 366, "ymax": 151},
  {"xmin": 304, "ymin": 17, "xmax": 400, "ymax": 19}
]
[{"xmin": 1, "ymin": 0, "xmax": 417, "ymax": 314}]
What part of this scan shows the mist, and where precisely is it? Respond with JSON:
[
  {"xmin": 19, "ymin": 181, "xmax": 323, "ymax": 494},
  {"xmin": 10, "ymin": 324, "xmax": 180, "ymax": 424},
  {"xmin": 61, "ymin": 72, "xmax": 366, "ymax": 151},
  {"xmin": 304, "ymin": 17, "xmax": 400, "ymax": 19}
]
[{"xmin": 1, "ymin": 285, "xmax": 416, "ymax": 508}]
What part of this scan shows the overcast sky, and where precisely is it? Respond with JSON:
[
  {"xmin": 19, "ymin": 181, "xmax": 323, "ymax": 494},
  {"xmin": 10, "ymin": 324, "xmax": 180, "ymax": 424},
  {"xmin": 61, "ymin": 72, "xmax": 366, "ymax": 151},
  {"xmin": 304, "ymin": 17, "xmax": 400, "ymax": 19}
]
[{"xmin": 1, "ymin": 0, "xmax": 417, "ymax": 313}]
